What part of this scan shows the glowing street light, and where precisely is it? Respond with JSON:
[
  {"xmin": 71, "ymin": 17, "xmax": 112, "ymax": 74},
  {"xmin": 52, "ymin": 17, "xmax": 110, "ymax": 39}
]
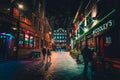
[
  {"xmin": 15, "ymin": 3, "xmax": 24, "ymax": 59},
  {"xmin": 18, "ymin": 4, "xmax": 24, "ymax": 9}
]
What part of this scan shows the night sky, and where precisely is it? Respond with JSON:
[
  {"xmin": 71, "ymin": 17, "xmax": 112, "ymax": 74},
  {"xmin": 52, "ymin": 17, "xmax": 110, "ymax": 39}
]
[{"xmin": 45, "ymin": 0, "xmax": 82, "ymax": 30}]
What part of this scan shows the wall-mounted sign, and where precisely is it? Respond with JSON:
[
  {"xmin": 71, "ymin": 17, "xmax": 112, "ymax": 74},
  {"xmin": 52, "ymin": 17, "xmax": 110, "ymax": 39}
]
[
  {"xmin": 106, "ymin": 36, "xmax": 112, "ymax": 43},
  {"xmin": 93, "ymin": 20, "xmax": 113, "ymax": 34}
]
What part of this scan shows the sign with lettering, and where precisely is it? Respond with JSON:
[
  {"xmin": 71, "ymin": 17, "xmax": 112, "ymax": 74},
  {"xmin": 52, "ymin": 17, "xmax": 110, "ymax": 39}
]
[{"xmin": 93, "ymin": 20, "xmax": 113, "ymax": 34}]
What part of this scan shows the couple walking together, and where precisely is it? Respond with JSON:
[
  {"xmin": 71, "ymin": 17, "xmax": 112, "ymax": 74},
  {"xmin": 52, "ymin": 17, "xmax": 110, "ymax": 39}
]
[{"xmin": 42, "ymin": 47, "xmax": 51, "ymax": 62}]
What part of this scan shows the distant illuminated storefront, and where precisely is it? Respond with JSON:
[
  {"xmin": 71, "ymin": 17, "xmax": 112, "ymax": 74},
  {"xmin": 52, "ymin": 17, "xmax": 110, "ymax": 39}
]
[{"xmin": 53, "ymin": 28, "xmax": 67, "ymax": 50}]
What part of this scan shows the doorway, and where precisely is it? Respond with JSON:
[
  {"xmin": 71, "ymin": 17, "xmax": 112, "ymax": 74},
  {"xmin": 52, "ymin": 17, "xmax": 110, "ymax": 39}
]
[
  {"xmin": 95, "ymin": 36, "xmax": 105, "ymax": 56},
  {"xmin": 0, "ymin": 35, "xmax": 8, "ymax": 60}
]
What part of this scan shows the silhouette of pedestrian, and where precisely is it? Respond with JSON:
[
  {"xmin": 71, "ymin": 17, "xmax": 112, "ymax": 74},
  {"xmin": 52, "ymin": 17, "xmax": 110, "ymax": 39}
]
[
  {"xmin": 42, "ymin": 46, "xmax": 46, "ymax": 60},
  {"xmin": 47, "ymin": 48, "xmax": 51, "ymax": 62},
  {"xmin": 81, "ymin": 44, "xmax": 93, "ymax": 79}
]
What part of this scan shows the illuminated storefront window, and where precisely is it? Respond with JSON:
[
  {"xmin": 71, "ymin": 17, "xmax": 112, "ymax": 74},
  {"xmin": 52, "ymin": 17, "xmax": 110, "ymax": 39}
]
[
  {"xmin": 29, "ymin": 36, "xmax": 34, "ymax": 48},
  {"xmin": 19, "ymin": 31, "xmax": 24, "ymax": 47},
  {"xmin": 25, "ymin": 34, "xmax": 29, "ymax": 47},
  {"xmin": 18, "ymin": 31, "xmax": 35, "ymax": 48},
  {"xmin": 53, "ymin": 29, "xmax": 67, "ymax": 49}
]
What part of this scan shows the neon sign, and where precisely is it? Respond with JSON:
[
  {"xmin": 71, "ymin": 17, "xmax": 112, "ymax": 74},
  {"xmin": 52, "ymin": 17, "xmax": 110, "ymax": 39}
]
[{"xmin": 93, "ymin": 20, "xmax": 113, "ymax": 34}]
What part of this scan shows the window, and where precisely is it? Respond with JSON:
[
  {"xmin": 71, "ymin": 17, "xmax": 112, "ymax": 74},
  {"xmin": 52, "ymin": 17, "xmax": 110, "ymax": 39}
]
[
  {"xmin": 19, "ymin": 31, "xmax": 24, "ymax": 47},
  {"xmin": 29, "ymin": 36, "xmax": 34, "ymax": 48},
  {"xmin": 25, "ymin": 34, "xmax": 29, "ymax": 47}
]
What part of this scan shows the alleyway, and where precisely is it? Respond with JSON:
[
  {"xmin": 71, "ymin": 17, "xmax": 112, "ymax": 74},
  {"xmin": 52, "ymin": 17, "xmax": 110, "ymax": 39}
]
[{"xmin": 0, "ymin": 51, "xmax": 84, "ymax": 80}]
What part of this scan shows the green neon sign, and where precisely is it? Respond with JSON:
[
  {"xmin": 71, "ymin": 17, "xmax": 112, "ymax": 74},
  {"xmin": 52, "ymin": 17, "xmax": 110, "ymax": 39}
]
[
  {"xmin": 93, "ymin": 20, "xmax": 113, "ymax": 34},
  {"xmin": 75, "ymin": 9, "xmax": 116, "ymax": 42}
]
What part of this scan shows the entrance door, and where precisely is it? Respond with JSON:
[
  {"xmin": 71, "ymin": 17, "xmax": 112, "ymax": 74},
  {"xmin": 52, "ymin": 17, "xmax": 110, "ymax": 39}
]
[
  {"xmin": 95, "ymin": 36, "xmax": 105, "ymax": 56},
  {"xmin": 99, "ymin": 36, "xmax": 105, "ymax": 56},
  {"xmin": 0, "ymin": 36, "xmax": 7, "ymax": 60}
]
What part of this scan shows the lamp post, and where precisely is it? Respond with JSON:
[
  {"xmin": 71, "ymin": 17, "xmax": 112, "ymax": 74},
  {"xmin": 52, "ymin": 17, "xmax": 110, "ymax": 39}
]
[{"xmin": 15, "ymin": 4, "xmax": 24, "ymax": 60}]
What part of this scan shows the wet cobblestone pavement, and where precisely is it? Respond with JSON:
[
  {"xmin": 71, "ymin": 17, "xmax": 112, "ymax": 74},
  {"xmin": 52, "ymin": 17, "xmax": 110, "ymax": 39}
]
[
  {"xmin": 43, "ymin": 52, "xmax": 84, "ymax": 80},
  {"xmin": 0, "ymin": 51, "xmax": 84, "ymax": 80},
  {"xmin": 1, "ymin": 51, "xmax": 120, "ymax": 80}
]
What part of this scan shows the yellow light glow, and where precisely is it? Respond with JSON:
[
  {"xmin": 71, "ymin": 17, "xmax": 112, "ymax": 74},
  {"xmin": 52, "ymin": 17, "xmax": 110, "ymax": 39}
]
[
  {"xmin": 84, "ymin": 28, "xmax": 88, "ymax": 32},
  {"xmin": 49, "ymin": 31, "xmax": 52, "ymax": 35},
  {"xmin": 92, "ymin": 5, "xmax": 97, "ymax": 18},
  {"xmin": 92, "ymin": 20, "xmax": 98, "ymax": 27},
  {"xmin": 12, "ymin": 27, "xmax": 17, "ymax": 30},
  {"xmin": 18, "ymin": 4, "xmax": 24, "ymax": 9}
]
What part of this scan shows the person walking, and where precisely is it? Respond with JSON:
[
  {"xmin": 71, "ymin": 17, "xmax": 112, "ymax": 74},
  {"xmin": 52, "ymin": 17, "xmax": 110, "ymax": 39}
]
[
  {"xmin": 81, "ymin": 44, "xmax": 93, "ymax": 80},
  {"xmin": 47, "ymin": 48, "xmax": 51, "ymax": 62},
  {"xmin": 42, "ymin": 46, "xmax": 46, "ymax": 60}
]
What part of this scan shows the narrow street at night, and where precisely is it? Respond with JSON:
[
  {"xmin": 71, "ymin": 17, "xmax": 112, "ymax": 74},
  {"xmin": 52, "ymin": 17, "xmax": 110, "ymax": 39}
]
[{"xmin": 0, "ymin": 0, "xmax": 120, "ymax": 80}]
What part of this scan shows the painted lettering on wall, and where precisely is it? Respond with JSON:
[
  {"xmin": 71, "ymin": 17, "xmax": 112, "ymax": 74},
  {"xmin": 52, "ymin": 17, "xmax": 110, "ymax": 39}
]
[{"xmin": 93, "ymin": 20, "xmax": 113, "ymax": 34}]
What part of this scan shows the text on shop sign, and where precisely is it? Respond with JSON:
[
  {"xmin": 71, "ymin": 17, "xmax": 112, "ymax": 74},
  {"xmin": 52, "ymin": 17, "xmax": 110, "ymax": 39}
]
[{"xmin": 93, "ymin": 20, "xmax": 113, "ymax": 34}]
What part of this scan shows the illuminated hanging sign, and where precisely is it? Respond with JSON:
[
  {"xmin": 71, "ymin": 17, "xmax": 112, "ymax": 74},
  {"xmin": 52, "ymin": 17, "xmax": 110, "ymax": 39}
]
[{"xmin": 93, "ymin": 20, "xmax": 113, "ymax": 34}]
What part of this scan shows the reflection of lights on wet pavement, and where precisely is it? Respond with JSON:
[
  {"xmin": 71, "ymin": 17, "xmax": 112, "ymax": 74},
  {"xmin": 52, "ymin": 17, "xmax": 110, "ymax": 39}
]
[
  {"xmin": 45, "ymin": 51, "xmax": 84, "ymax": 80},
  {"xmin": 0, "ymin": 51, "xmax": 84, "ymax": 80},
  {"xmin": 0, "ymin": 51, "xmax": 117, "ymax": 80}
]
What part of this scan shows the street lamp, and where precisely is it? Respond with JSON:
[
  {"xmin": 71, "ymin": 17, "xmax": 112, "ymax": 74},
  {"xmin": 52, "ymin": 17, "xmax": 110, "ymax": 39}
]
[
  {"xmin": 18, "ymin": 4, "xmax": 24, "ymax": 9},
  {"xmin": 18, "ymin": 3, "xmax": 24, "ymax": 19},
  {"xmin": 15, "ymin": 3, "xmax": 24, "ymax": 59}
]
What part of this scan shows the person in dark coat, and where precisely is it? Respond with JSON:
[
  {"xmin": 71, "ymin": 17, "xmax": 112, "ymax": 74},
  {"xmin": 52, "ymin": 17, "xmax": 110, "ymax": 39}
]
[
  {"xmin": 42, "ymin": 46, "xmax": 46, "ymax": 60},
  {"xmin": 81, "ymin": 44, "xmax": 93, "ymax": 79},
  {"xmin": 47, "ymin": 48, "xmax": 51, "ymax": 62}
]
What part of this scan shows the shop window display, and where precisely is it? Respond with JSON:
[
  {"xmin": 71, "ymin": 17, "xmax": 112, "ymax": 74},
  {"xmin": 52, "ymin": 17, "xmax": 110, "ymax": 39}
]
[
  {"xmin": 34, "ymin": 37, "xmax": 39, "ymax": 48},
  {"xmin": 19, "ymin": 32, "xmax": 24, "ymax": 47},
  {"xmin": 29, "ymin": 36, "xmax": 34, "ymax": 48},
  {"xmin": 25, "ymin": 34, "xmax": 29, "ymax": 48}
]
